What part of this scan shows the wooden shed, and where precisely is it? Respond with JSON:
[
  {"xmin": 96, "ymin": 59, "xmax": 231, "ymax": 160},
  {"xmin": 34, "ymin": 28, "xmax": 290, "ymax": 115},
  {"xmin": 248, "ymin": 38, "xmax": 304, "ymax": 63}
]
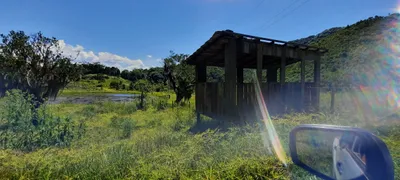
[{"xmin": 187, "ymin": 30, "xmax": 327, "ymax": 122}]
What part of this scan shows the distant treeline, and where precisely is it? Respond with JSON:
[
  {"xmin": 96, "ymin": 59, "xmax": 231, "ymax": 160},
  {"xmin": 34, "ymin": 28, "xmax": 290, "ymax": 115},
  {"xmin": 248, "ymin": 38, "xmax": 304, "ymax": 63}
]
[
  {"xmin": 82, "ymin": 63, "xmax": 166, "ymax": 85},
  {"xmin": 82, "ymin": 62, "xmax": 261, "ymax": 85}
]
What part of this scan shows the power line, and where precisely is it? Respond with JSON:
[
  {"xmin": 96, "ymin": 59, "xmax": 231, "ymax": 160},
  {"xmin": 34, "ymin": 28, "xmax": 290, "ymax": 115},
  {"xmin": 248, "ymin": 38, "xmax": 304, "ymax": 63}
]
[
  {"xmin": 256, "ymin": 0, "xmax": 311, "ymax": 31},
  {"xmin": 232, "ymin": 0, "xmax": 266, "ymax": 30},
  {"xmin": 254, "ymin": 0, "xmax": 266, "ymax": 10},
  {"xmin": 258, "ymin": 0, "xmax": 301, "ymax": 29}
]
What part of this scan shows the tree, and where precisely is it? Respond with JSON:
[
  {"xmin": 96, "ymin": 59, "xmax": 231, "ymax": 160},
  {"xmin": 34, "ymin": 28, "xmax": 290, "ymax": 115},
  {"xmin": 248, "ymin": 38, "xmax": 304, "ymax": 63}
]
[
  {"xmin": 0, "ymin": 31, "xmax": 83, "ymax": 104},
  {"xmin": 147, "ymin": 67, "xmax": 165, "ymax": 84},
  {"xmin": 109, "ymin": 67, "xmax": 120, "ymax": 76},
  {"xmin": 110, "ymin": 81, "xmax": 118, "ymax": 89},
  {"xmin": 121, "ymin": 70, "xmax": 130, "ymax": 79},
  {"xmin": 129, "ymin": 82, "xmax": 134, "ymax": 90},
  {"xmin": 134, "ymin": 79, "xmax": 151, "ymax": 109},
  {"xmin": 163, "ymin": 51, "xmax": 195, "ymax": 103}
]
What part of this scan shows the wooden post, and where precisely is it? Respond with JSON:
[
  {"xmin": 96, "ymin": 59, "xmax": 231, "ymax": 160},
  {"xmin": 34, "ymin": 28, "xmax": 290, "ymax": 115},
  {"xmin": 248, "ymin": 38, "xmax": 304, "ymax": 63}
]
[
  {"xmin": 313, "ymin": 53, "xmax": 321, "ymax": 111},
  {"xmin": 225, "ymin": 37, "xmax": 237, "ymax": 117},
  {"xmin": 300, "ymin": 50, "xmax": 306, "ymax": 111},
  {"xmin": 195, "ymin": 61, "xmax": 206, "ymax": 124},
  {"xmin": 237, "ymin": 66, "xmax": 244, "ymax": 120},
  {"xmin": 257, "ymin": 43, "xmax": 263, "ymax": 82},
  {"xmin": 196, "ymin": 62, "xmax": 207, "ymax": 83},
  {"xmin": 280, "ymin": 46, "xmax": 286, "ymax": 85},
  {"xmin": 237, "ymin": 66, "xmax": 244, "ymax": 106},
  {"xmin": 280, "ymin": 45, "xmax": 287, "ymax": 112},
  {"xmin": 267, "ymin": 68, "xmax": 278, "ymax": 82},
  {"xmin": 196, "ymin": 112, "xmax": 201, "ymax": 124},
  {"xmin": 330, "ymin": 87, "xmax": 335, "ymax": 114}
]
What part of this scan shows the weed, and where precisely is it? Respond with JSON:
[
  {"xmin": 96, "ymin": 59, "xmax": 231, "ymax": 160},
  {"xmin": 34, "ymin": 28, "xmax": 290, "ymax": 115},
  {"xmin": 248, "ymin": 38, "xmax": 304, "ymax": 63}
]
[
  {"xmin": 0, "ymin": 90, "xmax": 84, "ymax": 151},
  {"xmin": 110, "ymin": 116, "xmax": 135, "ymax": 139}
]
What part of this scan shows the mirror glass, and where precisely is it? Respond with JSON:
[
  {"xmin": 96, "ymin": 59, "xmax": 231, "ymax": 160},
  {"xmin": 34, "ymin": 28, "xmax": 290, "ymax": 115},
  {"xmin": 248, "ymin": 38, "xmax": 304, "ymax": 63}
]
[{"xmin": 295, "ymin": 129, "xmax": 368, "ymax": 180}]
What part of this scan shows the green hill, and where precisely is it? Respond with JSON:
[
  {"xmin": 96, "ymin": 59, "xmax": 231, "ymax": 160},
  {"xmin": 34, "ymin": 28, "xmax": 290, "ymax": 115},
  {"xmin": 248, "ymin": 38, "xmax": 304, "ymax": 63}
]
[{"xmin": 286, "ymin": 14, "xmax": 398, "ymax": 86}]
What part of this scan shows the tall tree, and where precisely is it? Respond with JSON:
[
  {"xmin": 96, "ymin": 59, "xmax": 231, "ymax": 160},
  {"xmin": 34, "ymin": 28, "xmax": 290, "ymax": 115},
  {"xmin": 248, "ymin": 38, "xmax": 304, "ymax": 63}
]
[
  {"xmin": 163, "ymin": 51, "xmax": 195, "ymax": 103},
  {"xmin": 0, "ymin": 31, "xmax": 83, "ymax": 103}
]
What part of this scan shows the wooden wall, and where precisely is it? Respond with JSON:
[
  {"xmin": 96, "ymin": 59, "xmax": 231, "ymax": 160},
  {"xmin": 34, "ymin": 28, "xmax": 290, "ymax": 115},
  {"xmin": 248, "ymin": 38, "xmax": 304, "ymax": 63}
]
[{"xmin": 196, "ymin": 82, "xmax": 318, "ymax": 120}]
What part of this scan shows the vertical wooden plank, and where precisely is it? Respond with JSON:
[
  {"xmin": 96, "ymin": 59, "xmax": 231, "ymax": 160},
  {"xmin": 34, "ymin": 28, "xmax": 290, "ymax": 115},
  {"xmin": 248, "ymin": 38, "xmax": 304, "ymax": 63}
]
[
  {"xmin": 195, "ymin": 84, "xmax": 199, "ymax": 111},
  {"xmin": 213, "ymin": 83, "xmax": 217, "ymax": 116},
  {"xmin": 237, "ymin": 66, "xmax": 244, "ymax": 115},
  {"xmin": 195, "ymin": 53, "xmax": 206, "ymax": 115},
  {"xmin": 225, "ymin": 38, "xmax": 237, "ymax": 117},
  {"xmin": 300, "ymin": 50, "xmax": 306, "ymax": 111},
  {"xmin": 267, "ymin": 68, "xmax": 278, "ymax": 82},
  {"xmin": 280, "ymin": 45, "xmax": 287, "ymax": 84},
  {"xmin": 313, "ymin": 53, "xmax": 321, "ymax": 111},
  {"xmin": 280, "ymin": 45, "xmax": 287, "ymax": 112},
  {"xmin": 196, "ymin": 62, "xmax": 206, "ymax": 83},
  {"xmin": 257, "ymin": 43, "xmax": 263, "ymax": 82}
]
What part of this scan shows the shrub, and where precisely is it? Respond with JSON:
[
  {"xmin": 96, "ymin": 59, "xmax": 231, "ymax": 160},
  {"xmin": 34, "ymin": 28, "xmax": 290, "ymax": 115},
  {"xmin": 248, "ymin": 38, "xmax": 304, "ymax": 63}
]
[
  {"xmin": 146, "ymin": 118, "xmax": 162, "ymax": 128},
  {"xmin": 109, "ymin": 81, "xmax": 121, "ymax": 90},
  {"xmin": 80, "ymin": 105, "xmax": 97, "ymax": 119},
  {"xmin": 96, "ymin": 84, "xmax": 103, "ymax": 90},
  {"xmin": 86, "ymin": 74, "xmax": 109, "ymax": 82},
  {"xmin": 110, "ymin": 116, "xmax": 135, "ymax": 138},
  {"xmin": 0, "ymin": 90, "xmax": 85, "ymax": 151},
  {"xmin": 156, "ymin": 100, "xmax": 168, "ymax": 111}
]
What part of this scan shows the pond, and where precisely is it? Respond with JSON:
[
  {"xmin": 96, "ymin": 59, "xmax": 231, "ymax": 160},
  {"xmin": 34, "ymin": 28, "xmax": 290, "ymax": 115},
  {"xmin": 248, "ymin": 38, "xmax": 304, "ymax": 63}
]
[{"xmin": 48, "ymin": 93, "xmax": 139, "ymax": 104}]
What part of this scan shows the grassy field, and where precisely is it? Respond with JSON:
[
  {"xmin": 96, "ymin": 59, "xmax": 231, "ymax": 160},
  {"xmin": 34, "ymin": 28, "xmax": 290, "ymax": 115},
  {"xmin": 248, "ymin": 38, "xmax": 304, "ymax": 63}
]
[{"xmin": 0, "ymin": 91, "xmax": 399, "ymax": 179}]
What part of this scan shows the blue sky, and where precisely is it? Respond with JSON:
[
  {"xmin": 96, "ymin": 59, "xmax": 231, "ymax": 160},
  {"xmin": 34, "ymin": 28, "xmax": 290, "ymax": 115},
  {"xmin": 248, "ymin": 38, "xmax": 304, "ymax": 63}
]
[{"xmin": 0, "ymin": 0, "xmax": 397, "ymax": 69}]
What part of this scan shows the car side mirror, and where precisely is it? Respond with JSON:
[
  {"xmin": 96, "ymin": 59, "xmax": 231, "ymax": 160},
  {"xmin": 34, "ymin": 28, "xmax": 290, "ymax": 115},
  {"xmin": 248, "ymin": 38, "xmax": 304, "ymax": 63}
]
[{"xmin": 289, "ymin": 124, "xmax": 394, "ymax": 180}]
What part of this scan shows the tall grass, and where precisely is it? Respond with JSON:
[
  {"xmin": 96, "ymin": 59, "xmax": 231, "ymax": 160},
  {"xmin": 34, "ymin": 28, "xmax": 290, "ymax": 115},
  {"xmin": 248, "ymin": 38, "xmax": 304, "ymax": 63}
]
[{"xmin": 0, "ymin": 91, "xmax": 399, "ymax": 179}]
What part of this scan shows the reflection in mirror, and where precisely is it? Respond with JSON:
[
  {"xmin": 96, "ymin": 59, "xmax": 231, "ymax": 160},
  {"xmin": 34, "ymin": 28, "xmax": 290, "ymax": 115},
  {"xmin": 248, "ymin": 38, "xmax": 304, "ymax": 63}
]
[{"xmin": 295, "ymin": 130, "xmax": 368, "ymax": 180}]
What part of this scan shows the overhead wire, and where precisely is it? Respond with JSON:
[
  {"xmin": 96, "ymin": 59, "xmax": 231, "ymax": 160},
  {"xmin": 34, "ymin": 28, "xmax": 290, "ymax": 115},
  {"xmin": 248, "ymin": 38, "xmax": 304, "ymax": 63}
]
[
  {"xmin": 231, "ymin": 0, "xmax": 268, "ymax": 30},
  {"xmin": 255, "ymin": 0, "xmax": 312, "ymax": 32}
]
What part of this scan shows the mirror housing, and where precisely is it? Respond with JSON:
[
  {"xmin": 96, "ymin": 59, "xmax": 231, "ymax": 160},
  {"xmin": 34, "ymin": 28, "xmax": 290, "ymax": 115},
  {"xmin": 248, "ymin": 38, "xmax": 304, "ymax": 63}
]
[{"xmin": 289, "ymin": 124, "xmax": 394, "ymax": 180}]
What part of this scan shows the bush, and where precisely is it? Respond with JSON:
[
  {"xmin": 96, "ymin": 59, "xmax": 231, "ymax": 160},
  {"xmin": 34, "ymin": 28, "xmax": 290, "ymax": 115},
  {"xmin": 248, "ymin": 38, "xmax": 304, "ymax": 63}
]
[
  {"xmin": 153, "ymin": 84, "xmax": 169, "ymax": 92},
  {"xmin": 80, "ymin": 105, "xmax": 97, "ymax": 119},
  {"xmin": 109, "ymin": 81, "xmax": 121, "ymax": 90},
  {"xmin": 156, "ymin": 100, "xmax": 168, "ymax": 111},
  {"xmin": 0, "ymin": 90, "xmax": 85, "ymax": 151},
  {"xmin": 110, "ymin": 116, "xmax": 135, "ymax": 138}
]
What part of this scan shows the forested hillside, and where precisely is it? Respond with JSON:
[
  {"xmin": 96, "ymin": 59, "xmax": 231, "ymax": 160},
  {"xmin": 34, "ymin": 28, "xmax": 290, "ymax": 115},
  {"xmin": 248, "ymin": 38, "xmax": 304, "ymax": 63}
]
[{"xmin": 287, "ymin": 14, "xmax": 400, "ymax": 86}]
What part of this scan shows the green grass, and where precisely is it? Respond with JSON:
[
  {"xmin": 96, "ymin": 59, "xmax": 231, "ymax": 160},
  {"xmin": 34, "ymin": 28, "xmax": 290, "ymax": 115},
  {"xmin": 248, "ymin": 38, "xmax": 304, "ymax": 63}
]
[{"xmin": 0, "ymin": 92, "xmax": 399, "ymax": 179}]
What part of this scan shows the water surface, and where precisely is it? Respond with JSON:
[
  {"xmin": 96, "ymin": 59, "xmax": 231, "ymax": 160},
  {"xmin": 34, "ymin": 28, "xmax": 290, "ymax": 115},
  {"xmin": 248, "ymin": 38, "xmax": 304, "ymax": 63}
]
[{"xmin": 48, "ymin": 93, "xmax": 139, "ymax": 104}]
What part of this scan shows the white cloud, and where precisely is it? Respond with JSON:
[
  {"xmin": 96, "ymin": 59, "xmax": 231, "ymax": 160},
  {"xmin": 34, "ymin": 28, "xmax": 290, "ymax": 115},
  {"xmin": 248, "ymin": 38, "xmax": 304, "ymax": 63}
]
[
  {"xmin": 58, "ymin": 40, "xmax": 146, "ymax": 70},
  {"xmin": 147, "ymin": 55, "xmax": 152, "ymax": 58}
]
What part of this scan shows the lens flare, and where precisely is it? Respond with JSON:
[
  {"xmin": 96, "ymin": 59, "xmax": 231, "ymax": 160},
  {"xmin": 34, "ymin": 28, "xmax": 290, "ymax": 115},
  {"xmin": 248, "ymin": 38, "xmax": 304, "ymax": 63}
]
[
  {"xmin": 253, "ymin": 75, "xmax": 287, "ymax": 166},
  {"xmin": 329, "ymin": 14, "xmax": 400, "ymax": 124}
]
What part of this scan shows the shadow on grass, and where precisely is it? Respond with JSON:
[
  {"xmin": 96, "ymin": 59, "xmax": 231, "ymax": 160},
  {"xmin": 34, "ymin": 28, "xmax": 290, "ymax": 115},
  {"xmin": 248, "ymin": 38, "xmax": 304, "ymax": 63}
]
[{"xmin": 189, "ymin": 116, "xmax": 258, "ymax": 134}]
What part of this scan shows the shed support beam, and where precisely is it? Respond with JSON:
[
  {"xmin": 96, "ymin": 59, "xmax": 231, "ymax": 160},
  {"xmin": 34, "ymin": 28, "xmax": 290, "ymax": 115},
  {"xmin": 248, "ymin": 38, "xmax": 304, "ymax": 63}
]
[
  {"xmin": 195, "ymin": 61, "xmax": 206, "ymax": 124},
  {"xmin": 257, "ymin": 43, "xmax": 263, "ymax": 82},
  {"xmin": 237, "ymin": 66, "xmax": 243, "ymax": 101},
  {"xmin": 196, "ymin": 61, "xmax": 207, "ymax": 83},
  {"xmin": 313, "ymin": 54, "xmax": 321, "ymax": 111},
  {"xmin": 225, "ymin": 38, "xmax": 237, "ymax": 118},
  {"xmin": 280, "ymin": 46, "xmax": 287, "ymax": 112},
  {"xmin": 280, "ymin": 46, "xmax": 286, "ymax": 84},
  {"xmin": 267, "ymin": 68, "xmax": 278, "ymax": 82},
  {"xmin": 300, "ymin": 51, "xmax": 306, "ymax": 111},
  {"xmin": 237, "ymin": 66, "xmax": 244, "ymax": 118}
]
